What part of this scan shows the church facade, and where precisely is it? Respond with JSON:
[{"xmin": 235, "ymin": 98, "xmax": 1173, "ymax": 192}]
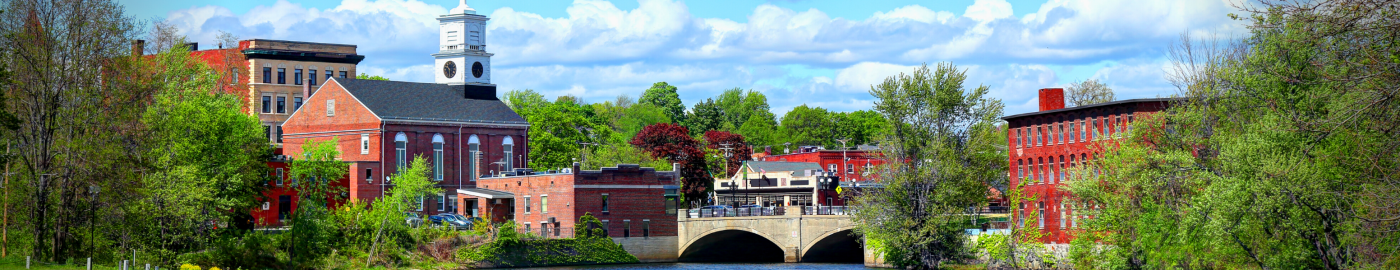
[{"xmin": 273, "ymin": 0, "xmax": 530, "ymax": 223}]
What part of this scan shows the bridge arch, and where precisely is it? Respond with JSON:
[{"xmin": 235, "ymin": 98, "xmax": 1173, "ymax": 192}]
[
  {"xmin": 679, "ymin": 228, "xmax": 786, "ymax": 262},
  {"xmin": 799, "ymin": 226, "xmax": 863, "ymax": 263}
]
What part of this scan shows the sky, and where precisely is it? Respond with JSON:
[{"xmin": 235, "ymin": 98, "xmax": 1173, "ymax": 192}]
[{"xmin": 122, "ymin": 0, "xmax": 1250, "ymax": 117}]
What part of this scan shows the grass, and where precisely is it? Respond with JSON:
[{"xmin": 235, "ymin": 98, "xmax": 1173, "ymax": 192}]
[{"xmin": 0, "ymin": 256, "xmax": 130, "ymax": 270}]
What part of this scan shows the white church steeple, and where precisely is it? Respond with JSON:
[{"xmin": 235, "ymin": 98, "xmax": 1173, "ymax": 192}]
[{"xmin": 434, "ymin": 0, "xmax": 492, "ymax": 85}]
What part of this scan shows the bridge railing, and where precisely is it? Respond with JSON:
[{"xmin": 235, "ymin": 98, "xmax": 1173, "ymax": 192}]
[
  {"xmin": 803, "ymin": 206, "xmax": 850, "ymax": 215},
  {"xmin": 686, "ymin": 206, "xmax": 786, "ymax": 218}
]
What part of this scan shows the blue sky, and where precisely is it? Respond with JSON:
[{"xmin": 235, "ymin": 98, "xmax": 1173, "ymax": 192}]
[{"xmin": 125, "ymin": 0, "xmax": 1248, "ymax": 116}]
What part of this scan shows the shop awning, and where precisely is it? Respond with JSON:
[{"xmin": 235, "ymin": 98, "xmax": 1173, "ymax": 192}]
[{"xmin": 457, "ymin": 188, "xmax": 514, "ymax": 199}]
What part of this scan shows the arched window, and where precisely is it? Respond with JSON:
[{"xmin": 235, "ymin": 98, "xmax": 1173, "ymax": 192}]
[
  {"xmin": 1015, "ymin": 128, "xmax": 1022, "ymax": 147},
  {"xmin": 1033, "ymin": 126, "xmax": 1041, "ymax": 146},
  {"xmin": 1069, "ymin": 121, "xmax": 1076, "ymax": 142},
  {"xmin": 502, "ymin": 136, "xmax": 515, "ymax": 171},
  {"xmin": 468, "ymin": 135, "xmax": 480, "ymax": 181},
  {"xmin": 1037, "ymin": 158, "xmax": 1045, "ymax": 184},
  {"xmin": 1058, "ymin": 156, "xmax": 1065, "ymax": 184},
  {"xmin": 395, "ymin": 132, "xmax": 408, "ymax": 172},
  {"xmin": 1017, "ymin": 160, "xmax": 1025, "ymax": 181},
  {"xmin": 432, "ymin": 134, "xmax": 445, "ymax": 181}
]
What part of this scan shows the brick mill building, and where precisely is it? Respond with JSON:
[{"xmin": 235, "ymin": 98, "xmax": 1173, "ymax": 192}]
[
  {"xmin": 757, "ymin": 147, "xmax": 885, "ymax": 183},
  {"xmin": 1002, "ymin": 88, "xmax": 1178, "ymax": 243}
]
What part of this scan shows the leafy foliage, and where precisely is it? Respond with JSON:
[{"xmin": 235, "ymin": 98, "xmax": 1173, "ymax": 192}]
[
  {"xmin": 701, "ymin": 131, "xmax": 752, "ymax": 177},
  {"xmin": 1064, "ymin": 79, "xmax": 1115, "ymax": 107},
  {"xmin": 355, "ymin": 73, "xmax": 389, "ymax": 81},
  {"xmin": 630, "ymin": 123, "xmax": 709, "ymax": 206},
  {"xmin": 851, "ymin": 63, "xmax": 1006, "ymax": 269},
  {"xmin": 638, "ymin": 82, "xmax": 686, "ymax": 125}
]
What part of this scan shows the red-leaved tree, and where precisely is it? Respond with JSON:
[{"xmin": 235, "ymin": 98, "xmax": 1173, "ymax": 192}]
[
  {"xmin": 703, "ymin": 131, "xmax": 753, "ymax": 177},
  {"xmin": 631, "ymin": 123, "xmax": 710, "ymax": 206}
]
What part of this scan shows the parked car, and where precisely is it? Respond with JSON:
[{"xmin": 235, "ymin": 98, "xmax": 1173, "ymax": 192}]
[
  {"xmin": 444, "ymin": 213, "xmax": 482, "ymax": 229},
  {"xmin": 429, "ymin": 214, "xmax": 470, "ymax": 230},
  {"xmin": 404, "ymin": 212, "xmax": 423, "ymax": 228}
]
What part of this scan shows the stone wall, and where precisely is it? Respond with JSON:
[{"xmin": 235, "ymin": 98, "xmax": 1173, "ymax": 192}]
[{"xmin": 612, "ymin": 236, "xmax": 679, "ymax": 262}]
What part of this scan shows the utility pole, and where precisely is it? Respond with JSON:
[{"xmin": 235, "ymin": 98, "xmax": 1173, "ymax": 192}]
[
  {"xmin": 836, "ymin": 138, "xmax": 850, "ymax": 179},
  {"xmin": 576, "ymin": 141, "xmax": 596, "ymax": 168}
]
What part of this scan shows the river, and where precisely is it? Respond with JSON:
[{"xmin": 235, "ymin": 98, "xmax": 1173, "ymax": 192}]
[{"xmin": 517, "ymin": 263, "xmax": 875, "ymax": 270}]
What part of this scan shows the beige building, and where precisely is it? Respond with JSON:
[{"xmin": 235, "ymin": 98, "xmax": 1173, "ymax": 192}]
[
  {"xmin": 714, "ymin": 161, "xmax": 832, "ymax": 207},
  {"xmin": 241, "ymin": 39, "xmax": 364, "ymax": 145}
]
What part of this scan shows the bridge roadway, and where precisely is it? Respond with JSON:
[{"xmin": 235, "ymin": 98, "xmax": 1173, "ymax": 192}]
[{"xmin": 675, "ymin": 206, "xmax": 885, "ymax": 265}]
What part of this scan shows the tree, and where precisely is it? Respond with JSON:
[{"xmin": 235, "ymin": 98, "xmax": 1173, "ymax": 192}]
[
  {"xmin": 780, "ymin": 105, "xmax": 835, "ymax": 148},
  {"xmin": 1065, "ymin": 1, "xmax": 1400, "ymax": 269},
  {"xmin": 138, "ymin": 46, "xmax": 269, "ymax": 255},
  {"xmin": 285, "ymin": 138, "xmax": 350, "ymax": 267},
  {"xmin": 615, "ymin": 103, "xmax": 670, "ymax": 142},
  {"xmin": 684, "ymin": 98, "xmax": 723, "ymax": 136},
  {"xmin": 702, "ymin": 131, "xmax": 752, "ymax": 177},
  {"xmin": 1, "ymin": 0, "xmax": 144, "ymax": 260},
  {"xmin": 1064, "ymin": 79, "xmax": 1114, "ymax": 107},
  {"xmin": 356, "ymin": 73, "xmax": 389, "ymax": 81},
  {"xmin": 630, "ymin": 123, "xmax": 709, "ymax": 206},
  {"xmin": 851, "ymin": 63, "xmax": 1006, "ymax": 269},
  {"xmin": 736, "ymin": 114, "xmax": 780, "ymax": 150},
  {"xmin": 639, "ymin": 82, "xmax": 686, "ymax": 124},
  {"xmin": 524, "ymin": 99, "xmax": 610, "ymax": 170},
  {"xmin": 503, "ymin": 89, "xmax": 548, "ymax": 113},
  {"xmin": 364, "ymin": 155, "xmax": 440, "ymax": 267}
]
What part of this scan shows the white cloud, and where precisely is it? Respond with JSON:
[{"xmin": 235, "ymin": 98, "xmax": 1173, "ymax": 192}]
[{"xmin": 163, "ymin": 0, "xmax": 1246, "ymax": 116}]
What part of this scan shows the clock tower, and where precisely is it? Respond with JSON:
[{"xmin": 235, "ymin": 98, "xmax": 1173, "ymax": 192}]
[{"xmin": 434, "ymin": 0, "xmax": 492, "ymax": 85}]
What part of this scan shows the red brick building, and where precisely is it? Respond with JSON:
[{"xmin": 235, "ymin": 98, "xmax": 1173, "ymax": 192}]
[
  {"xmin": 757, "ymin": 148, "xmax": 885, "ymax": 183},
  {"xmin": 460, "ymin": 163, "xmax": 680, "ymax": 238},
  {"xmin": 277, "ymin": 78, "xmax": 529, "ymax": 223},
  {"xmin": 1002, "ymin": 88, "xmax": 1178, "ymax": 243}
]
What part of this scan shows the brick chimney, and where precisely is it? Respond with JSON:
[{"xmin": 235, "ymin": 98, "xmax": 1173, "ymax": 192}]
[
  {"xmin": 1038, "ymin": 88, "xmax": 1065, "ymax": 111},
  {"xmin": 131, "ymin": 40, "xmax": 144, "ymax": 56}
]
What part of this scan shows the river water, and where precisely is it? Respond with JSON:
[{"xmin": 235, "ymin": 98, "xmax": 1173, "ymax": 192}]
[{"xmin": 518, "ymin": 263, "xmax": 875, "ymax": 270}]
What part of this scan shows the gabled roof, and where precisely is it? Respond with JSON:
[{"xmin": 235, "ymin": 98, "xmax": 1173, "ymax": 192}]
[
  {"xmin": 331, "ymin": 78, "xmax": 528, "ymax": 125},
  {"xmin": 742, "ymin": 161, "xmax": 823, "ymax": 176}
]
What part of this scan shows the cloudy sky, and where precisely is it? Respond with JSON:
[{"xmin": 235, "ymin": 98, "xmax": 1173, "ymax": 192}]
[{"xmin": 122, "ymin": 0, "xmax": 1249, "ymax": 116}]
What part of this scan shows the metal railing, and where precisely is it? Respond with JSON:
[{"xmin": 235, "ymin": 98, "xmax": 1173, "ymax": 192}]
[
  {"xmin": 687, "ymin": 206, "xmax": 786, "ymax": 218},
  {"xmin": 511, "ymin": 226, "xmax": 575, "ymax": 239},
  {"xmin": 803, "ymin": 206, "xmax": 850, "ymax": 215}
]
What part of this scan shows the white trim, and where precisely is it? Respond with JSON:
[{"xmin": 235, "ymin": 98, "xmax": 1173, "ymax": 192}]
[
  {"xmin": 285, "ymin": 78, "xmax": 384, "ymax": 124},
  {"xmin": 457, "ymin": 188, "xmax": 512, "ymax": 199},
  {"xmin": 575, "ymin": 185, "xmax": 666, "ymax": 189}
]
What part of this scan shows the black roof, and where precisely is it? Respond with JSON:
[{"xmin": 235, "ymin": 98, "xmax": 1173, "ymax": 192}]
[
  {"xmin": 331, "ymin": 78, "xmax": 528, "ymax": 125},
  {"xmin": 1001, "ymin": 98, "xmax": 1185, "ymax": 120}
]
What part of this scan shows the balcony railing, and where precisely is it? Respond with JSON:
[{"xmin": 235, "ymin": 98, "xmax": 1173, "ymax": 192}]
[
  {"xmin": 686, "ymin": 207, "xmax": 786, "ymax": 218},
  {"xmin": 803, "ymin": 206, "xmax": 850, "ymax": 215}
]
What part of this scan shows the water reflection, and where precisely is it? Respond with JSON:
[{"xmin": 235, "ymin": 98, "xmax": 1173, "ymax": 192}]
[{"xmin": 518, "ymin": 263, "xmax": 873, "ymax": 270}]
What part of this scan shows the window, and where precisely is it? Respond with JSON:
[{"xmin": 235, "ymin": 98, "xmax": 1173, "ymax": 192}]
[
  {"xmin": 1038, "ymin": 202, "xmax": 1045, "ymax": 229},
  {"xmin": 262, "ymin": 67, "xmax": 271, "ymax": 83},
  {"xmin": 828, "ymin": 164, "xmax": 837, "ymax": 172},
  {"xmin": 1058, "ymin": 156, "xmax": 1065, "ymax": 183},
  {"xmin": 1015, "ymin": 129, "xmax": 1022, "ymax": 147},
  {"xmin": 395, "ymin": 133, "xmax": 407, "ymax": 171},
  {"xmin": 643, "ymin": 220, "xmax": 650, "ymax": 237},
  {"xmin": 1059, "ymin": 123, "xmax": 1066, "ymax": 143},
  {"xmin": 1033, "ymin": 126, "xmax": 1040, "ymax": 145},
  {"xmin": 276, "ymin": 168, "xmax": 284, "ymax": 186},
  {"xmin": 293, "ymin": 96, "xmax": 303, "ymax": 112},
  {"xmin": 365, "ymin": 168, "xmax": 373, "ymax": 183},
  {"xmin": 276, "ymin": 96, "xmax": 286, "ymax": 114},
  {"xmin": 432, "ymin": 134, "xmax": 444, "ymax": 181},
  {"xmin": 502, "ymin": 136, "xmax": 515, "ymax": 171},
  {"xmin": 276, "ymin": 126, "xmax": 283, "ymax": 143},
  {"xmin": 1091, "ymin": 118, "xmax": 1099, "ymax": 140},
  {"xmin": 524, "ymin": 223, "xmax": 531, "ymax": 232},
  {"xmin": 1060, "ymin": 202, "xmax": 1067, "ymax": 228},
  {"xmin": 340, "ymin": 71, "xmax": 347, "ymax": 78},
  {"xmin": 294, "ymin": 68, "xmax": 303, "ymax": 85},
  {"xmin": 1127, "ymin": 115, "xmax": 1134, "ymax": 134},
  {"xmin": 1069, "ymin": 122, "xmax": 1076, "ymax": 142},
  {"xmin": 277, "ymin": 68, "xmax": 286, "ymax": 84},
  {"xmin": 292, "ymin": 174, "xmax": 299, "ymax": 186},
  {"xmin": 601, "ymin": 220, "xmax": 610, "ymax": 236},
  {"xmin": 417, "ymin": 196, "xmax": 424, "ymax": 211},
  {"xmin": 601, "ymin": 193, "xmax": 610, "ymax": 212},
  {"xmin": 261, "ymin": 96, "xmax": 271, "ymax": 113},
  {"xmin": 524, "ymin": 196, "xmax": 532, "ymax": 213},
  {"xmin": 1017, "ymin": 160, "xmax": 1024, "ymax": 180},
  {"xmin": 1043, "ymin": 125, "xmax": 1051, "ymax": 145},
  {"xmin": 1079, "ymin": 120, "xmax": 1086, "ymax": 141},
  {"xmin": 468, "ymin": 135, "xmax": 480, "ymax": 181},
  {"xmin": 437, "ymin": 194, "xmax": 445, "ymax": 211},
  {"xmin": 623, "ymin": 220, "xmax": 631, "ymax": 237},
  {"xmin": 325, "ymin": 70, "xmax": 333, "ymax": 83},
  {"xmin": 326, "ymin": 99, "xmax": 335, "ymax": 116},
  {"xmin": 846, "ymin": 163, "xmax": 853, "ymax": 175},
  {"xmin": 541, "ymin": 195, "xmax": 548, "ymax": 213},
  {"xmin": 263, "ymin": 125, "xmax": 271, "ymax": 142},
  {"xmin": 309, "ymin": 71, "xmax": 317, "ymax": 86},
  {"xmin": 361, "ymin": 134, "xmax": 370, "ymax": 154}
]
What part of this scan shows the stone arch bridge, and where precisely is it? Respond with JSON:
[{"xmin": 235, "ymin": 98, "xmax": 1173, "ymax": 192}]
[{"xmin": 676, "ymin": 207, "xmax": 884, "ymax": 265}]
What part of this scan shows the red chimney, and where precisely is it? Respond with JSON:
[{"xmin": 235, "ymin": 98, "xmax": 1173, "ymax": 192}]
[{"xmin": 1038, "ymin": 88, "xmax": 1065, "ymax": 111}]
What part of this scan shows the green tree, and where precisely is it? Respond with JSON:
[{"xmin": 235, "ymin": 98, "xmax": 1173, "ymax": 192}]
[
  {"xmin": 356, "ymin": 73, "xmax": 389, "ymax": 81},
  {"xmin": 851, "ymin": 63, "xmax": 1005, "ymax": 268},
  {"xmin": 614, "ymin": 103, "xmax": 670, "ymax": 144},
  {"xmin": 520, "ymin": 97, "xmax": 611, "ymax": 171},
  {"xmin": 639, "ymin": 82, "xmax": 686, "ymax": 124},
  {"xmin": 1064, "ymin": 79, "xmax": 1114, "ymax": 107},
  {"xmin": 780, "ymin": 105, "xmax": 835, "ymax": 148},
  {"xmin": 736, "ymin": 114, "xmax": 780, "ymax": 149},
  {"xmin": 684, "ymin": 98, "xmax": 724, "ymax": 136},
  {"xmin": 832, "ymin": 110, "xmax": 888, "ymax": 147},
  {"xmin": 364, "ymin": 156, "xmax": 441, "ymax": 267},
  {"xmin": 503, "ymin": 89, "xmax": 548, "ymax": 113},
  {"xmin": 285, "ymin": 138, "xmax": 350, "ymax": 267}
]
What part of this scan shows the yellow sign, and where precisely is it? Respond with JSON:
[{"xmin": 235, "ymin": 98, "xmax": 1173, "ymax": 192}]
[{"xmin": 836, "ymin": 186, "xmax": 844, "ymax": 194}]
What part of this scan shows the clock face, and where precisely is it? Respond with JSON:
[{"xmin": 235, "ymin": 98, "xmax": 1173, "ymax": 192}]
[
  {"xmin": 472, "ymin": 61, "xmax": 484, "ymax": 78},
  {"xmin": 443, "ymin": 61, "xmax": 457, "ymax": 79}
]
